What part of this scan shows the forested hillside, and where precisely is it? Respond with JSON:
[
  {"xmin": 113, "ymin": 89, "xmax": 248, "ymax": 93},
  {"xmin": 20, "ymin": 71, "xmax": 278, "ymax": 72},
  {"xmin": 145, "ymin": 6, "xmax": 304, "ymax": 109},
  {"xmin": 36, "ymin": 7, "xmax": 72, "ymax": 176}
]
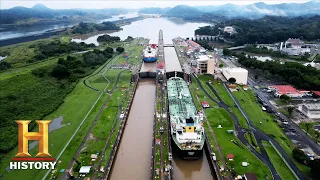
[
  {"xmin": 195, "ymin": 16, "xmax": 320, "ymax": 45},
  {"xmin": 71, "ymin": 22, "xmax": 122, "ymax": 34}
]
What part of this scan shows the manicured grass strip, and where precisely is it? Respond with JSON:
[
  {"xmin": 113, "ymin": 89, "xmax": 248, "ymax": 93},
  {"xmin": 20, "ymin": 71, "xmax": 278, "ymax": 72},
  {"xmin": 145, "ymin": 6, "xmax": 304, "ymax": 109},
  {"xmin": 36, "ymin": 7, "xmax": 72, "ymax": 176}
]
[
  {"xmin": 233, "ymin": 86, "xmax": 311, "ymax": 175},
  {"xmin": 205, "ymin": 108, "xmax": 272, "ymax": 179},
  {"xmin": 230, "ymin": 107, "xmax": 249, "ymax": 129},
  {"xmin": 262, "ymin": 141, "xmax": 297, "ymax": 180},
  {"xmin": 211, "ymin": 81, "xmax": 235, "ymax": 106},
  {"xmin": 244, "ymin": 132, "xmax": 261, "ymax": 153}
]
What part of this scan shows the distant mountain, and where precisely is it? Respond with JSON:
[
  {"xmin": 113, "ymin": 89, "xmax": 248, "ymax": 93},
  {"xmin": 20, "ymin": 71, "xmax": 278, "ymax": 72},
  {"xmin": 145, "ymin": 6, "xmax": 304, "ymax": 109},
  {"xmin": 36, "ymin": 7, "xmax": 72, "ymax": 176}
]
[
  {"xmin": 165, "ymin": 5, "xmax": 203, "ymax": 18},
  {"xmin": 140, "ymin": 1, "xmax": 320, "ymax": 19},
  {"xmin": 31, "ymin": 3, "xmax": 53, "ymax": 11},
  {"xmin": 0, "ymin": 4, "xmax": 127, "ymax": 25}
]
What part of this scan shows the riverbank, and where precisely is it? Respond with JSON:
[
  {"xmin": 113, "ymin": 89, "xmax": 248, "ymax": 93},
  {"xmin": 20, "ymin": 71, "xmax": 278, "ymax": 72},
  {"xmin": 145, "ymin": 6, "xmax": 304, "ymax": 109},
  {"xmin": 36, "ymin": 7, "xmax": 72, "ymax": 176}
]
[{"xmin": 0, "ymin": 16, "xmax": 146, "ymax": 47}]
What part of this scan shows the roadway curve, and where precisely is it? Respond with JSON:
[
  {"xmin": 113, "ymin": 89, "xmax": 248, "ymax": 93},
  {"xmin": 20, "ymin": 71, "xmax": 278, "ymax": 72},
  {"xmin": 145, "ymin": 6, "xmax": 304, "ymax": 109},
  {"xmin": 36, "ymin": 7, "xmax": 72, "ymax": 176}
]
[
  {"xmin": 192, "ymin": 74, "xmax": 281, "ymax": 180},
  {"xmin": 222, "ymin": 82, "xmax": 306, "ymax": 180},
  {"xmin": 248, "ymin": 78, "xmax": 320, "ymax": 155}
]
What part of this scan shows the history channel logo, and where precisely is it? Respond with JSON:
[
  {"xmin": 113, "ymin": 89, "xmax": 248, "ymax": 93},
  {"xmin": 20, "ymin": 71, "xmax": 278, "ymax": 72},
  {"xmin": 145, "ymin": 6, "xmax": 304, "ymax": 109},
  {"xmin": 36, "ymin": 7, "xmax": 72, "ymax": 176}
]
[{"xmin": 10, "ymin": 120, "xmax": 56, "ymax": 170}]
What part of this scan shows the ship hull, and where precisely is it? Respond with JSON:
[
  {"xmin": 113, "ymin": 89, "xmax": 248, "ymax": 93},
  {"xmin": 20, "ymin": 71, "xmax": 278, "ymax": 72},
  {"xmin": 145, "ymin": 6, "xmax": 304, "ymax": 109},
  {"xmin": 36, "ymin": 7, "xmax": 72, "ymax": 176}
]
[
  {"xmin": 143, "ymin": 57, "xmax": 157, "ymax": 62},
  {"xmin": 171, "ymin": 138, "xmax": 203, "ymax": 159}
]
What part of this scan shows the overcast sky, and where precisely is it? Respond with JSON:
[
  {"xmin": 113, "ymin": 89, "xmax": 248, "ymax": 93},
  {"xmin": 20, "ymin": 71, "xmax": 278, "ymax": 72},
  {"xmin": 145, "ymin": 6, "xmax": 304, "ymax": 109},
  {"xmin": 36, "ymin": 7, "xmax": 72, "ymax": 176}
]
[{"xmin": 0, "ymin": 0, "xmax": 312, "ymax": 9}]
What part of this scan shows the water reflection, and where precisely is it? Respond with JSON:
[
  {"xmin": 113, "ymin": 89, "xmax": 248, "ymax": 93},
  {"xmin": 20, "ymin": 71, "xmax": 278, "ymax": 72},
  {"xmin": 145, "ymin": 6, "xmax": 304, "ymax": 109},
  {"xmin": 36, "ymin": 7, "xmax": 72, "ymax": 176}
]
[
  {"xmin": 29, "ymin": 116, "xmax": 70, "ymax": 150},
  {"xmin": 72, "ymin": 17, "xmax": 210, "ymax": 45}
]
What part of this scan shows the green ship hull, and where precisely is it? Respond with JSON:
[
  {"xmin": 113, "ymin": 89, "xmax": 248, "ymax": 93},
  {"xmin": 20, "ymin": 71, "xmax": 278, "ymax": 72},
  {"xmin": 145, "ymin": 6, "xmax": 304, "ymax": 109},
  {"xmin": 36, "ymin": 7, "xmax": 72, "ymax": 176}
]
[{"xmin": 167, "ymin": 76, "xmax": 205, "ymax": 158}]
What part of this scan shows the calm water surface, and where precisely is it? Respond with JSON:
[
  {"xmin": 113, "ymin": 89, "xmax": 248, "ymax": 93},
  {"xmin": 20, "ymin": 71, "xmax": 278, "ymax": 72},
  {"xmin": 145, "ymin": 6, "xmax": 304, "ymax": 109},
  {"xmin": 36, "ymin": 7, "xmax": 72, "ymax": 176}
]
[
  {"xmin": 0, "ymin": 12, "xmax": 139, "ymax": 41},
  {"xmin": 72, "ymin": 17, "xmax": 210, "ymax": 45}
]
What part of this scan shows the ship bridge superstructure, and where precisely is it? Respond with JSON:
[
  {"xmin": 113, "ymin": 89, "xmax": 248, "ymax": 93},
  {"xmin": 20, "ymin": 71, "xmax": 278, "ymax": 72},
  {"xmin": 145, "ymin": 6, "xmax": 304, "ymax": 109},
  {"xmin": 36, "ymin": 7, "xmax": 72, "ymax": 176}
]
[{"xmin": 167, "ymin": 76, "xmax": 204, "ymax": 150}]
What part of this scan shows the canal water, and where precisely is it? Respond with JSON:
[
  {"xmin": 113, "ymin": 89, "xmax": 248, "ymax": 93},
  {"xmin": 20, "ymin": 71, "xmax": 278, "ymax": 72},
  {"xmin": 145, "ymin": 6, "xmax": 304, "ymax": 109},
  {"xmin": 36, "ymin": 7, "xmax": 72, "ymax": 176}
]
[
  {"xmin": 0, "ymin": 12, "xmax": 139, "ymax": 41},
  {"xmin": 109, "ymin": 79, "xmax": 156, "ymax": 180},
  {"xmin": 164, "ymin": 47, "xmax": 183, "ymax": 72},
  {"xmin": 71, "ymin": 17, "xmax": 210, "ymax": 45},
  {"xmin": 172, "ymin": 150, "xmax": 213, "ymax": 180}
]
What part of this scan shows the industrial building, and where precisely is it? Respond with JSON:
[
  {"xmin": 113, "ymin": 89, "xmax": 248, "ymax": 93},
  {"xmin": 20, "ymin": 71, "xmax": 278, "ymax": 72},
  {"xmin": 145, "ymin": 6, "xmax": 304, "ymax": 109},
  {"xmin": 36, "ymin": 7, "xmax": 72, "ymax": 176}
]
[
  {"xmin": 280, "ymin": 38, "xmax": 310, "ymax": 56},
  {"xmin": 222, "ymin": 67, "xmax": 248, "ymax": 85},
  {"xmin": 196, "ymin": 55, "xmax": 215, "ymax": 74},
  {"xmin": 298, "ymin": 103, "xmax": 320, "ymax": 119}
]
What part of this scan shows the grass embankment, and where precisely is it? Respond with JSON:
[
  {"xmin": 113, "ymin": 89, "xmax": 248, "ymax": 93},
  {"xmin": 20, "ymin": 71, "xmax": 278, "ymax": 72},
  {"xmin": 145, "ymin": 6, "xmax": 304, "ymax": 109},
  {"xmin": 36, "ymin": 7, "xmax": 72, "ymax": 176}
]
[
  {"xmin": 190, "ymin": 76, "xmax": 218, "ymax": 109},
  {"xmin": 70, "ymin": 69, "xmax": 132, "ymax": 179},
  {"xmin": 244, "ymin": 132, "xmax": 261, "ymax": 153},
  {"xmin": 262, "ymin": 141, "xmax": 297, "ymax": 180},
  {"xmin": 0, "ymin": 56, "xmax": 116, "ymax": 180},
  {"xmin": 300, "ymin": 122, "xmax": 320, "ymax": 143},
  {"xmin": 210, "ymin": 80, "xmax": 235, "ymax": 106},
  {"xmin": 233, "ymin": 86, "xmax": 311, "ymax": 175},
  {"xmin": 205, "ymin": 108, "xmax": 272, "ymax": 179},
  {"xmin": 0, "ymin": 38, "xmax": 141, "ymax": 180}
]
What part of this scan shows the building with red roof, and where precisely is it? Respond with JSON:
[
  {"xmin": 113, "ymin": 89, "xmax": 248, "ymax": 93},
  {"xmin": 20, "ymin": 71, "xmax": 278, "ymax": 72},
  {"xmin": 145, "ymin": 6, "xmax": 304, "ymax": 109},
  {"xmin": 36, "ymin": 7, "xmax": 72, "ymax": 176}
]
[
  {"xmin": 157, "ymin": 61, "xmax": 165, "ymax": 69},
  {"xmin": 313, "ymin": 91, "xmax": 320, "ymax": 97},
  {"xmin": 202, "ymin": 101, "xmax": 209, "ymax": 108},
  {"xmin": 268, "ymin": 85, "xmax": 304, "ymax": 98},
  {"xmin": 187, "ymin": 40, "xmax": 201, "ymax": 48},
  {"xmin": 227, "ymin": 154, "xmax": 234, "ymax": 161}
]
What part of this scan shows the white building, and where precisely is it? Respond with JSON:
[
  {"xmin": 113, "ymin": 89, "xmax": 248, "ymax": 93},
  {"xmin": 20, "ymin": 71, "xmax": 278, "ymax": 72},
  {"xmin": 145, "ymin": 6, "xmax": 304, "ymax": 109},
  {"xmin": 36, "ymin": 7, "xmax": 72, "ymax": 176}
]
[
  {"xmin": 196, "ymin": 55, "xmax": 215, "ymax": 74},
  {"xmin": 223, "ymin": 26, "xmax": 236, "ymax": 34},
  {"xmin": 286, "ymin": 38, "xmax": 304, "ymax": 49},
  {"xmin": 298, "ymin": 103, "xmax": 320, "ymax": 119},
  {"xmin": 281, "ymin": 38, "xmax": 311, "ymax": 56},
  {"xmin": 222, "ymin": 67, "xmax": 248, "ymax": 85}
]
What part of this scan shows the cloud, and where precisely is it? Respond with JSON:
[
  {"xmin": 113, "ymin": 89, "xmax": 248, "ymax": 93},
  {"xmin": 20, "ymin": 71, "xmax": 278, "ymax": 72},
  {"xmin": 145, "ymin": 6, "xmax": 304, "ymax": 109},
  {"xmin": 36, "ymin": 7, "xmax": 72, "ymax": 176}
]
[{"xmin": 245, "ymin": 4, "xmax": 287, "ymax": 16}]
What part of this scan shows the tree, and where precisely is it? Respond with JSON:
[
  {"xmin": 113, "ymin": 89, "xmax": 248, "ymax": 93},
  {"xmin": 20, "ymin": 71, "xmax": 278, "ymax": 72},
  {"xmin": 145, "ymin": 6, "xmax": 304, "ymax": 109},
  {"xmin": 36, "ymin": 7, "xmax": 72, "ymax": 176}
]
[
  {"xmin": 315, "ymin": 131, "xmax": 320, "ymax": 142},
  {"xmin": 292, "ymin": 148, "xmax": 309, "ymax": 165},
  {"xmin": 116, "ymin": 47, "xmax": 124, "ymax": 53},
  {"xmin": 51, "ymin": 64, "xmax": 71, "ymax": 79},
  {"xmin": 280, "ymin": 94, "xmax": 291, "ymax": 103},
  {"xmin": 32, "ymin": 68, "xmax": 48, "ymax": 77},
  {"xmin": 0, "ymin": 61, "xmax": 12, "ymax": 70},
  {"xmin": 223, "ymin": 48, "xmax": 231, "ymax": 56},
  {"xmin": 125, "ymin": 36, "xmax": 134, "ymax": 41},
  {"xmin": 287, "ymin": 106, "xmax": 294, "ymax": 118},
  {"xmin": 305, "ymin": 123, "xmax": 313, "ymax": 133},
  {"xmin": 104, "ymin": 47, "xmax": 114, "ymax": 54},
  {"xmin": 228, "ymin": 77, "xmax": 236, "ymax": 84},
  {"xmin": 219, "ymin": 64, "xmax": 224, "ymax": 68},
  {"xmin": 310, "ymin": 159, "xmax": 320, "ymax": 179}
]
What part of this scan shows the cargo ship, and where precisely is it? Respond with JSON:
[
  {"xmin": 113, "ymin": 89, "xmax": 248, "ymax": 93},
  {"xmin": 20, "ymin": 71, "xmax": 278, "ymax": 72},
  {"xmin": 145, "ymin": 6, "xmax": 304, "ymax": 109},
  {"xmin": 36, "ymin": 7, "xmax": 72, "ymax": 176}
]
[
  {"xmin": 167, "ymin": 76, "xmax": 205, "ymax": 159},
  {"xmin": 143, "ymin": 44, "xmax": 157, "ymax": 62}
]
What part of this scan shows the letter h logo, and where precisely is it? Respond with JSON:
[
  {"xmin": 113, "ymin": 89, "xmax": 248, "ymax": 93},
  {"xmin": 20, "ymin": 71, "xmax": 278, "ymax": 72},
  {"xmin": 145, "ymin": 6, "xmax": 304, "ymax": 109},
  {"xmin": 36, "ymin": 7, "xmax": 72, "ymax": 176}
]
[{"xmin": 15, "ymin": 120, "xmax": 52, "ymax": 157}]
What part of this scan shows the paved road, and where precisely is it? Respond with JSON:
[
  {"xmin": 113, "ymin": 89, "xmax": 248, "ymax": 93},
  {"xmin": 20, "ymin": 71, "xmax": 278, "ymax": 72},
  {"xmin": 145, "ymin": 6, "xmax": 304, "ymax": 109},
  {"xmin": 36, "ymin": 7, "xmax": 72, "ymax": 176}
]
[
  {"xmin": 192, "ymin": 75, "xmax": 281, "ymax": 180},
  {"xmin": 224, "ymin": 58, "xmax": 320, "ymax": 156},
  {"xmin": 223, "ymin": 82, "xmax": 305, "ymax": 180},
  {"xmin": 248, "ymin": 78, "xmax": 320, "ymax": 155}
]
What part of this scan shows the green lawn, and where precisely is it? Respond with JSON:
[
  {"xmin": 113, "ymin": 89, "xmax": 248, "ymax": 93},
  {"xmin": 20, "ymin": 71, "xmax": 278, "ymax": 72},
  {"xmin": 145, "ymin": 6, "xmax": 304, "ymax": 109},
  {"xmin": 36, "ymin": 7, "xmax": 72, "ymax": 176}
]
[
  {"xmin": 262, "ymin": 141, "xmax": 297, "ymax": 180},
  {"xmin": 205, "ymin": 108, "xmax": 272, "ymax": 179},
  {"xmin": 211, "ymin": 81, "xmax": 236, "ymax": 106},
  {"xmin": 190, "ymin": 76, "xmax": 218, "ymax": 109},
  {"xmin": 233, "ymin": 87, "xmax": 311, "ymax": 175},
  {"xmin": 244, "ymin": 132, "xmax": 261, "ymax": 153},
  {"xmin": 230, "ymin": 107, "xmax": 249, "ymax": 129}
]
